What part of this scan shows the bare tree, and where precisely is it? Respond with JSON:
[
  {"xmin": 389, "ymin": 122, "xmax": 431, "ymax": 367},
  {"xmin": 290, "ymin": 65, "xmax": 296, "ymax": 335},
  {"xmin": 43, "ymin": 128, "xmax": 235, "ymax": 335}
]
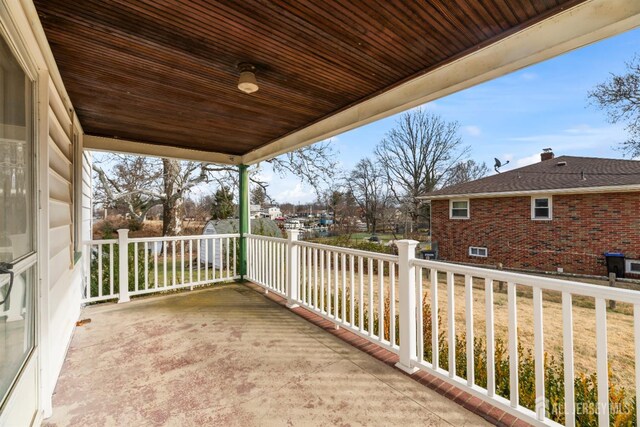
[
  {"xmin": 94, "ymin": 157, "xmax": 226, "ymax": 235},
  {"xmin": 348, "ymin": 158, "xmax": 388, "ymax": 234},
  {"xmin": 92, "ymin": 140, "xmax": 338, "ymax": 236},
  {"xmin": 92, "ymin": 155, "xmax": 163, "ymax": 226},
  {"xmin": 374, "ymin": 109, "xmax": 468, "ymax": 232},
  {"xmin": 442, "ymin": 159, "xmax": 489, "ymax": 187},
  {"xmin": 267, "ymin": 141, "xmax": 339, "ymax": 195},
  {"xmin": 589, "ymin": 56, "xmax": 640, "ymax": 157}
]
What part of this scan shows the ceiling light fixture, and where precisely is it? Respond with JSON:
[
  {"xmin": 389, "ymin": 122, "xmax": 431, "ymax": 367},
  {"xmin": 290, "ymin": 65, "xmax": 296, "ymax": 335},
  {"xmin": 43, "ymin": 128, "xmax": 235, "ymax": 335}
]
[{"xmin": 237, "ymin": 63, "xmax": 258, "ymax": 94}]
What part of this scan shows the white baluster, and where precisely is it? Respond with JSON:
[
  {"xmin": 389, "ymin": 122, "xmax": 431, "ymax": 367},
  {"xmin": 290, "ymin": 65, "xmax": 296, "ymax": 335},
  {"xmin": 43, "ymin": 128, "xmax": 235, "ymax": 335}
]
[
  {"xmin": 314, "ymin": 249, "xmax": 319, "ymax": 308},
  {"xmin": 416, "ymin": 266, "xmax": 424, "ymax": 361},
  {"xmin": 465, "ymin": 275, "xmax": 474, "ymax": 386},
  {"xmin": 189, "ymin": 240, "xmax": 193, "ymax": 287},
  {"xmin": 533, "ymin": 287, "xmax": 545, "ymax": 421},
  {"xmin": 98, "ymin": 244, "xmax": 103, "ymax": 298},
  {"xmin": 144, "ymin": 242, "xmax": 148, "ymax": 290},
  {"xmin": 342, "ymin": 253, "xmax": 347, "ymax": 323},
  {"xmin": 350, "ymin": 255, "xmax": 355, "ymax": 327},
  {"xmin": 109, "ymin": 243, "xmax": 114, "ymax": 296},
  {"xmin": 485, "ymin": 278, "xmax": 495, "ymax": 397},
  {"xmin": 134, "ymin": 241, "xmax": 139, "ymax": 292},
  {"xmin": 507, "ymin": 282, "xmax": 518, "ymax": 408},
  {"xmin": 358, "ymin": 256, "xmax": 364, "ymax": 331},
  {"xmin": 378, "ymin": 259, "xmax": 384, "ymax": 340},
  {"xmin": 595, "ymin": 297, "xmax": 609, "ymax": 426},
  {"xmin": 447, "ymin": 272, "xmax": 455, "ymax": 378},
  {"xmin": 431, "ymin": 268, "xmax": 439, "ymax": 369},
  {"xmin": 172, "ymin": 240, "xmax": 176, "ymax": 287},
  {"xmin": 320, "ymin": 249, "xmax": 325, "ymax": 313},
  {"xmin": 390, "ymin": 263, "xmax": 396, "ymax": 347},
  {"xmin": 635, "ymin": 304, "xmax": 640, "ymax": 427},
  {"xmin": 563, "ymin": 292, "xmax": 575, "ymax": 427},
  {"xmin": 368, "ymin": 258, "xmax": 374, "ymax": 333}
]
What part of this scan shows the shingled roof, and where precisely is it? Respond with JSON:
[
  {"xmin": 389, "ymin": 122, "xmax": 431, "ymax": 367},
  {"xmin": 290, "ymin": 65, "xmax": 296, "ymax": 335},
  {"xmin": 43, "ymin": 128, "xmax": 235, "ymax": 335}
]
[{"xmin": 421, "ymin": 156, "xmax": 640, "ymax": 199}]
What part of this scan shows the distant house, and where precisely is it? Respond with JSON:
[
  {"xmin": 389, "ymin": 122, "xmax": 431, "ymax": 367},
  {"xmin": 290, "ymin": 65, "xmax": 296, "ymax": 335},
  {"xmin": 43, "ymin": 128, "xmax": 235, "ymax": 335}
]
[
  {"xmin": 420, "ymin": 152, "xmax": 640, "ymax": 278},
  {"xmin": 202, "ymin": 218, "xmax": 283, "ymax": 238},
  {"xmin": 249, "ymin": 204, "xmax": 262, "ymax": 219},
  {"xmin": 267, "ymin": 207, "xmax": 282, "ymax": 220},
  {"xmin": 200, "ymin": 218, "xmax": 283, "ymax": 267}
]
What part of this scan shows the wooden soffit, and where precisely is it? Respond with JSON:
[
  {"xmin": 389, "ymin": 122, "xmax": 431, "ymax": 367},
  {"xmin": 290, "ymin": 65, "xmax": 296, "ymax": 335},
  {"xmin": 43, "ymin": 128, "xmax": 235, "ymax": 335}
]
[{"xmin": 34, "ymin": 0, "xmax": 591, "ymax": 160}]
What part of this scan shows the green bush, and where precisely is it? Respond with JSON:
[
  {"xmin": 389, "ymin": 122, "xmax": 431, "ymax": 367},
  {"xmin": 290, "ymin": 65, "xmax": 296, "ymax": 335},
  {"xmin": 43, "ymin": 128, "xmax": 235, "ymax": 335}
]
[
  {"xmin": 99, "ymin": 220, "xmax": 116, "ymax": 239},
  {"xmin": 89, "ymin": 243, "xmax": 152, "ymax": 298},
  {"xmin": 127, "ymin": 218, "xmax": 143, "ymax": 231},
  {"xmin": 326, "ymin": 286, "xmax": 638, "ymax": 426},
  {"xmin": 301, "ymin": 270, "xmax": 637, "ymax": 425},
  {"xmin": 307, "ymin": 236, "xmax": 395, "ymax": 256}
]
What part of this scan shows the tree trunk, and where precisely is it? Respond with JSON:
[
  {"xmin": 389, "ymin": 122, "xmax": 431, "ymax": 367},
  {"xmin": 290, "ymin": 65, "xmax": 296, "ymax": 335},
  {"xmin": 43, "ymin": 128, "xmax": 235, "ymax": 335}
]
[{"xmin": 162, "ymin": 159, "xmax": 183, "ymax": 236}]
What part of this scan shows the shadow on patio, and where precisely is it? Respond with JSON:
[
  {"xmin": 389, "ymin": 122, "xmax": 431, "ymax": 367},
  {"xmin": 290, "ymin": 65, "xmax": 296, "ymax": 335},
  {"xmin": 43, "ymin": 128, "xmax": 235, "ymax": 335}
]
[{"xmin": 44, "ymin": 283, "xmax": 489, "ymax": 426}]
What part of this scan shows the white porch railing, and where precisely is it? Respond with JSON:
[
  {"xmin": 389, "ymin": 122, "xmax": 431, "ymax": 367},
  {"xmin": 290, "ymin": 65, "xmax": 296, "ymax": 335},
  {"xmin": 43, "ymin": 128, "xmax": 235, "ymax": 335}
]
[
  {"xmin": 81, "ymin": 229, "xmax": 640, "ymax": 426},
  {"xmin": 247, "ymin": 231, "xmax": 401, "ymax": 354},
  {"xmin": 246, "ymin": 233, "xmax": 640, "ymax": 427},
  {"xmin": 82, "ymin": 229, "xmax": 240, "ymax": 303}
]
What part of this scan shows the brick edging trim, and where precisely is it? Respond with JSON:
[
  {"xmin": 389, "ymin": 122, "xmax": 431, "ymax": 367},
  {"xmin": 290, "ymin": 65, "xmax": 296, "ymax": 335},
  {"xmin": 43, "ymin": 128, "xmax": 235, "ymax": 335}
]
[{"xmin": 243, "ymin": 282, "xmax": 532, "ymax": 427}]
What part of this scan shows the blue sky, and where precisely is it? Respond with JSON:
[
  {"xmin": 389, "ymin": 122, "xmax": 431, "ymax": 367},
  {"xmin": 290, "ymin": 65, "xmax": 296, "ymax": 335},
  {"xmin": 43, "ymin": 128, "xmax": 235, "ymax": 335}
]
[{"xmin": 258, "ymin": 27, "xmax": 640, "ymax": 204}]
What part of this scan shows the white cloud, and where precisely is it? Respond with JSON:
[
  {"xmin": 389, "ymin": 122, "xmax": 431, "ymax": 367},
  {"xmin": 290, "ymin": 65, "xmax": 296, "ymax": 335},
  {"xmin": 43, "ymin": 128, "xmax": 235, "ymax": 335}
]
[
  {"xmin": 273, "ymin": 182, "xmax": 316, "ymax": 204},
  {"xmin": 520, "ymin": 72, "xmax": 538, "ymax": 81},
  {"xmin": 494, "ymin": 124, "xmax": 628, "ymax": 170},
  {"xmin": 506, "ymin": 124, "xmax": 626, "ymax": 154},
  {"xmin": 463, "ymin": 125, "xmax": 482, "ymax": 137},
  {"xmin": 515, "ymin": 153, "xmax": 542, "ymax": 167},
  {"xmin": 253, "ymin": 165, "xmax": 273, "ymax": 184}
]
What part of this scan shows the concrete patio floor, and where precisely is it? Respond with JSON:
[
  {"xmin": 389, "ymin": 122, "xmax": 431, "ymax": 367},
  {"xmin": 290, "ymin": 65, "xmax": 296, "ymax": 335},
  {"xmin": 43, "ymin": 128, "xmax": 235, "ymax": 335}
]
[{"xmin": 45, "ymin": 283, "xmax": 490, "ymax": 426}]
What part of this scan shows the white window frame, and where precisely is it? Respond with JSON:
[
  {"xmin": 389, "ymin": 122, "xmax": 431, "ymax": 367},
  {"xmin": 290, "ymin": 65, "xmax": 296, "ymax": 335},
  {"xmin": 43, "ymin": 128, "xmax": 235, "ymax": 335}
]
[
  {"xmin": 531, "ymin": 195, "xmax": 553, "ymax": 220},
  {"xmin": 468, "ymin": 246, "xmax": 488, "ymax": 257},
  {"xmin": 626, "ymin": 259, "xmax": 640, "ymax": 274},
  {"xmin": 449, "ymin": 199, "xmax": 469, "ymax": 219}
]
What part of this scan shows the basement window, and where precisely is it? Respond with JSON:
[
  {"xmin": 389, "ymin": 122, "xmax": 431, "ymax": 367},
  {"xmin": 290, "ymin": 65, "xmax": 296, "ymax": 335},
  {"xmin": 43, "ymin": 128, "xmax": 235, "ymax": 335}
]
[
  {"xmin": 626, "ymin": 259, "xmax": 640, "ymax": 274},
  {"xmin": 450, "ymin": 199, "xmax": 469, "ymax": 219},
  {"xmin": 531, "ymin": 196, "xmax": 552, "ymax": 220},
  {"xmin": 469, "ymin": 246, "xmax": 488, "ymax": 257}
]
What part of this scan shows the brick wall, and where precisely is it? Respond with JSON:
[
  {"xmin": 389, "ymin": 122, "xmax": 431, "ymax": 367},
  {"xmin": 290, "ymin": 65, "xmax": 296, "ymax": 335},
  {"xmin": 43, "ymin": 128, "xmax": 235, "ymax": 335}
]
[{"xmin": 430, "ymin": 192, "xmax": 640, "ymax": 277}]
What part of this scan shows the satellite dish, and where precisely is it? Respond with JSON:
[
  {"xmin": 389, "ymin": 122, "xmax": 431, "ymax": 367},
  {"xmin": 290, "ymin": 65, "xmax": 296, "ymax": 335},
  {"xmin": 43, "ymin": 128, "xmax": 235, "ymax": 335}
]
[{"xmin": 494, "ymin": 157, "xmax": 510, "ymax": 173}]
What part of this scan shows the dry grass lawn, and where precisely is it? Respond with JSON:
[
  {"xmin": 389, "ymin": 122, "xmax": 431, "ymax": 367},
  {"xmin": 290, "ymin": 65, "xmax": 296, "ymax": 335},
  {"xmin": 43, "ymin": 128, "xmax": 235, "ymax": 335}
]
[
  {"xmin": 424, "ymin": 273, "xmax": 635, "ymax": 391},
  {"xmin": 305, "ymin": 268, "xmax": 636, "ymax": 391}
]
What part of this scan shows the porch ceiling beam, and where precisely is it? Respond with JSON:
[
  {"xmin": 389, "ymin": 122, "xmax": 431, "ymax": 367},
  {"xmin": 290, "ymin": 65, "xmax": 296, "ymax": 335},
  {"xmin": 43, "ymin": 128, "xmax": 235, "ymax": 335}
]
[
  {"xmin": 83, "ymin": 135, "xmax": 240, "ymax": 165},
  {"xmin": 241, "ymin": 0, "xmax": 640, "ymax": 165}
]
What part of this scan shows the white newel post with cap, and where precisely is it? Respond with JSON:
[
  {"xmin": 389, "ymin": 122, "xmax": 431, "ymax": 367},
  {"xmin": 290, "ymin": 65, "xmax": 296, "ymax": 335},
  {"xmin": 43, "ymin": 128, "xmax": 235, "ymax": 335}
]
[
  {"xmin": 286, "ymin": 229, "xmax": 300, "ymax": 308},
  {"xmin": 395, "ymin": 239, "xmax": 420, "ymax": 374},
  {"xmin": 117, "ymin": 229, "xmax": 130, "ymax": 303}
]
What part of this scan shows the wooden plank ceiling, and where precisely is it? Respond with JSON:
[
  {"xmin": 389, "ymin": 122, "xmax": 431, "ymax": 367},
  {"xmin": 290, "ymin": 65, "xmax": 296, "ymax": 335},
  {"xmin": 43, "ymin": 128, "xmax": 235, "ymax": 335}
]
[{"xmin": 35, "ymin": 0, "xmax": 583, "ymax": 157}]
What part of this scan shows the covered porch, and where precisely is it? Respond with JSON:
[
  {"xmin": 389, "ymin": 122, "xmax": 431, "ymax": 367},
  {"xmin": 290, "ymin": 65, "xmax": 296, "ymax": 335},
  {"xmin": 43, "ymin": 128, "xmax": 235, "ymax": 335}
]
[
  {"xmin": 45, "ymin": 283, "xmax": 490, "ymax": 426},
  {"xmin": 1, "ymin": 0, "xmax": 640, "ymax": 426}
]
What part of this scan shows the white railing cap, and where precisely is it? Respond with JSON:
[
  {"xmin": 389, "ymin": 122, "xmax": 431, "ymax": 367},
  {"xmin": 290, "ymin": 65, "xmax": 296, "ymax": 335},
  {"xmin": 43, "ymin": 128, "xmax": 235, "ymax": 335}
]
[
  {"xmin": 412, "ymin": 258, "xmax": 640, "ymax": 305},
  {"xmin": 395, "ymin": 239, "xmax": 419, "ymax": 247},
  {"xmin": 296, "ymin": 240, "xmax": 398, "ymax": 263}
]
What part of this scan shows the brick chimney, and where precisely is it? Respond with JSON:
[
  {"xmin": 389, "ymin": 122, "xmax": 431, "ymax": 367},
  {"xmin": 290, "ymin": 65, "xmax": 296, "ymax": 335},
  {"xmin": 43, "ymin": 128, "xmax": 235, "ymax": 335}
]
[{"xmin": 540, "ymin": 148, "xmax": 554, "ymax": 161}]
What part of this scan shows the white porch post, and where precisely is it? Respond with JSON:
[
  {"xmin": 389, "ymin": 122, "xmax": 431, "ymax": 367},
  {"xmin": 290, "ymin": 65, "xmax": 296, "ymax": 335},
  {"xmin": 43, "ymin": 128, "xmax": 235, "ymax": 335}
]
[
  {"xmin": 395, "ymin": 239, "xmax": 419, "ymax": 374},
  {"xmin": 286, "ymin": 230, "xmax": 300, "ymax": 308},
  {"xmin": 117, "ymin": 229, "xmax": 130, "ymax": 303}
]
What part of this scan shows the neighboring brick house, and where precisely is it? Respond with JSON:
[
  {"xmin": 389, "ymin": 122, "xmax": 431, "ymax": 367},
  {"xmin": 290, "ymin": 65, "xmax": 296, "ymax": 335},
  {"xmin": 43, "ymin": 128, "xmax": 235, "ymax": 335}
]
[{"xmin": 421, "ymin": 153, "xmax": 640, "ymax": 277}]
